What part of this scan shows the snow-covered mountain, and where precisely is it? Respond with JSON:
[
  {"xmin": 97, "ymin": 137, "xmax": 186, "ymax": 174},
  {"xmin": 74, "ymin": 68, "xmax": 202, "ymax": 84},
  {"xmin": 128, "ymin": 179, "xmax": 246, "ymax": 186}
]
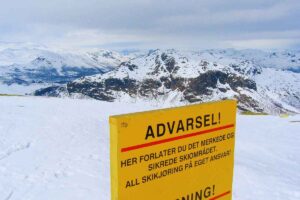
[
  {"xmin": 1, "ymin": 44, "xmax": 298, "ymax": 114},
  {"xmin": 200, "ymin": 49, "xmax": 300, "ymax": 71},
  {"xmin": 0, "ymin": 44, "xmax": 127, "ymax": 94},
  {"xmin": 34, "ymin": 49, "xmax": 300, "ymax": 114}
]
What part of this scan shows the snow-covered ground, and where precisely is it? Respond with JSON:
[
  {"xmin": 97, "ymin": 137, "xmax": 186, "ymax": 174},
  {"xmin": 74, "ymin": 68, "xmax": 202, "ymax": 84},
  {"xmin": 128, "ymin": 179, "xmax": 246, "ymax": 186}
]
[{"xmin": 0, "ymin": 96, "xmax": 299, "ymax": 200}]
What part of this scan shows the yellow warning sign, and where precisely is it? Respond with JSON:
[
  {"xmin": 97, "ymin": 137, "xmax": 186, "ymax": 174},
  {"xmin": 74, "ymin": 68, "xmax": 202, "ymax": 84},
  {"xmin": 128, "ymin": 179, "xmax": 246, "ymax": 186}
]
[{"xmin": 110, "ymin": 100, "xmax": 237, "ymax": 200}]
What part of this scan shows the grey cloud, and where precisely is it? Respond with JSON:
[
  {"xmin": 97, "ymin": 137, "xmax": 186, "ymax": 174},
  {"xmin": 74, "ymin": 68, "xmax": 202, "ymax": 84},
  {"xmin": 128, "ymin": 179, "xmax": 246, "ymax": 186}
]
[{"xmin": 0, "ymin": 0, "xmax": 299, "ymax": 49}]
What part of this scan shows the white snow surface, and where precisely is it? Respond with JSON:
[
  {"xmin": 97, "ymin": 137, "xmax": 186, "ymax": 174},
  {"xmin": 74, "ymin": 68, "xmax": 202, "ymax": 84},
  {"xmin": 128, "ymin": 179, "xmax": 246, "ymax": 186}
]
[
  {"xmin": 0, "ymin": 84, "xmax": 53, "ymax": 95},
  {"xmin": 0, "ymin": 96, "xmax": 299, "ymax": 200}
]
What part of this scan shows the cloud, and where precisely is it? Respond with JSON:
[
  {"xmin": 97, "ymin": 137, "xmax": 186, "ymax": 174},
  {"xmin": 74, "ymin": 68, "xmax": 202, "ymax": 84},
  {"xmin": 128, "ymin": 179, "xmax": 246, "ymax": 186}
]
[
  {"xmin": 222, "ymin": 39, "xmax": 299, "ymax": 49},
  {"xmin": 0, "ymin": 0, "xmax": 299, "ymax": 50}
]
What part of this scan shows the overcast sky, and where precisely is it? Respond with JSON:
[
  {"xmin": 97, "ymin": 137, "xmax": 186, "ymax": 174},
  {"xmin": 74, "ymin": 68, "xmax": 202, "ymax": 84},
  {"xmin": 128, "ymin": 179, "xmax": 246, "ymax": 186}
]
[{"xmin": 0, "ymin": 0, "xmax": 299, "ymax": 50}]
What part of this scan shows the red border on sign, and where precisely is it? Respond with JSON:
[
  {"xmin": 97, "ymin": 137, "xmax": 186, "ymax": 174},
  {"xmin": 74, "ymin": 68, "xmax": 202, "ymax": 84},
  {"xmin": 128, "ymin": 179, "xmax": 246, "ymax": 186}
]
[
  {"xmin": 121, "ymin": 124, "xmax": 234, "ymax": 153},
  {"xmin": 209, "ymin": 190, "xmax": 231, "ymax": 200}
]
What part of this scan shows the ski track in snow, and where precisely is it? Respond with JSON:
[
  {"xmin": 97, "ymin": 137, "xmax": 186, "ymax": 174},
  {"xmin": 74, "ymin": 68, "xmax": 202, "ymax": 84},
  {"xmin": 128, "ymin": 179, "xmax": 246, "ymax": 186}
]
[{"xmin": 0, "ymin": 96, "xmax": 299, "ymax": 200}]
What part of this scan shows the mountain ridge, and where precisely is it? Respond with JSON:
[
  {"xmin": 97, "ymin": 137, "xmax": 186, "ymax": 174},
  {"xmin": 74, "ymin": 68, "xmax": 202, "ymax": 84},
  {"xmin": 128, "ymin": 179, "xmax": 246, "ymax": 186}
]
[
  {"xmin": 33, "ymin": 49, "xmax": 300, "ymax": 114},
  {"xmin": 0, "ymin": 44, "xmax": 299, "ymax": 114},
  {"xmin": 0, "ymin": 45, "xmax": 127, "ymax": 92}
]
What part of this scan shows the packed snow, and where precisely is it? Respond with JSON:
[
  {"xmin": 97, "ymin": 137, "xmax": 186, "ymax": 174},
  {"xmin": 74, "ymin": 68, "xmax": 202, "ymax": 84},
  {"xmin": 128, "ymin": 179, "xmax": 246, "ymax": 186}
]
[{"xmin": 0, "ymin": 96, "xmax": 299, "ymax": 200}]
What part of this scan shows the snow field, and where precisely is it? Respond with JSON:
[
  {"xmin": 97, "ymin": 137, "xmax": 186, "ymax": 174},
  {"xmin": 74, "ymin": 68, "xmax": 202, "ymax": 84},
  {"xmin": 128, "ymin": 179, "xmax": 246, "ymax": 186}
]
[{"xmin": 0, "ymin": 96, "xmax": 299, "ymax": 200}]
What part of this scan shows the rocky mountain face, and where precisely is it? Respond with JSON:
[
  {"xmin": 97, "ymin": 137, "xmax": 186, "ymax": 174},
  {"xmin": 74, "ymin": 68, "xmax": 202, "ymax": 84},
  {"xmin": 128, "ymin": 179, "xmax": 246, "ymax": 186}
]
[{"xmin": 34, "ymin": 49, "xmax": 300, "ymax": 114}]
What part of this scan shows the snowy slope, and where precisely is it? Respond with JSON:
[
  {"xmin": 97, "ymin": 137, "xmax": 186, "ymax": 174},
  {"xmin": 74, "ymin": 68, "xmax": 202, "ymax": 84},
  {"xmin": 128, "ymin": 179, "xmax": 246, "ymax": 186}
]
[{"xmin": 0, "ymin": 96, "xmax": 299, "ymax": 200}]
